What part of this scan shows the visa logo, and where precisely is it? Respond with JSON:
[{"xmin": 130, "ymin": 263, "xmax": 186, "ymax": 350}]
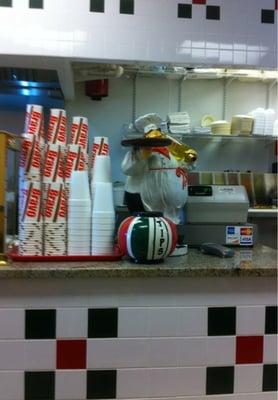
[{"xmin": 227, "ymin": 227, "xmax": 235, "ymax": 235}]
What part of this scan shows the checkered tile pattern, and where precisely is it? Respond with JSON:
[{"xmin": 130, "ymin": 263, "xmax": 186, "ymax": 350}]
[{"xmin": 0, "ymin": 306, "xmax": 276, "ymax": 399}]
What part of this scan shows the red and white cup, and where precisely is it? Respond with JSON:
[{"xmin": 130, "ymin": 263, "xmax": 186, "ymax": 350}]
[
  {"xmin": 70, "ymin": 116, "xmax": 88, "ymax": 150},
  {"xmin": 42, "ymin": 144, "xmax": 65, "ymax": 184},
  {"xmin": 24, "ymin": 104, "xmax": 44, "ymax": 138},
  {"xmin": 18, "ymin": 181, "xmax": 42, "ymax": 223},
  {"xmin": 43, "ymin": 183, "xmax": 67, "ymax": 223},
  {"xmin": 65, "ymin": 144, "xmax": 88, "ymax": 182},
  {"xmin": 47, "ymin": 109, "xmax": 67, "ymax": 146},
  {"xmin": 91, "ymin": 136, "xmax": 109, "ymax": 170},
  {"xmin": 19, "ymin": 134, "xmax": 41, "ymax": 180}
]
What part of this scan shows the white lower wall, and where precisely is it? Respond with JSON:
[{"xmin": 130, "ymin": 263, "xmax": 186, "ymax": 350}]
[{"xmin": 0, "ymin": 277, "xmax": 276, "ymax": 400}]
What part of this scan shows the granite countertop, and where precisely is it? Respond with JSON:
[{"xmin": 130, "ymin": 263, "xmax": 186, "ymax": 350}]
[{"xmin": 0, "ymin": 245, "xmax": 276, "ymax": 279}]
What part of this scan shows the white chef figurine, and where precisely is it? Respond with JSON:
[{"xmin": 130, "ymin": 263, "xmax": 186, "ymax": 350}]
[{"xmin": 121, "ymin": 114, "xmax": 197, "ymax": 224}]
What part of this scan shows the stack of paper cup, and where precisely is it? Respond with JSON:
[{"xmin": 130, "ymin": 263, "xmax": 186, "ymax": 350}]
[
  {"xmin": 91, "ymin": 154, "xmax": 112, "ymax": 199},
  {"xmin": 91, "ymin": 182, "xmax": 115, "ymax": 255},
  {"xmin": 47, "ymin": 109, "xmax": 67, "ymax": 146},
  {"xmin": 43, "ymin": 183, "xmax": 67, "ymax": 255},
  {"xmin": 70, "ymin": 117, "xmax": 88, "ymax": 150},
  {"xmin": 90, "ymin": 136, "xmax": 109, "ymax": 171},
  {"xmin": 68, "ymin": 171, "xmax": 91, "ymax": 255},
  {"xmin": 19, "ymin": 134, "xmax": 41, "ymax": 182},
  {"xmin": 18, "ymin": 181, "xmax": 43, "ymax": 255},
  {"xmin": 64, "ymin": 144, "xmax": 88, "ymax": 199},
  {"xmin": 42, "ymin": 144, "xmax": 65, "ymax": 184},
  {"xmin": 24, "ymin": 104, "xmax": 45, "ymax": 149},
  {"xmin": 91, "ymin": 154, "xmax": 115, "ymax": 255}
]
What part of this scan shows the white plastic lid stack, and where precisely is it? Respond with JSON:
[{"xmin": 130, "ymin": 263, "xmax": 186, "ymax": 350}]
[
  {"xmin": 264, "ymin": 109, "xmax": 276, "ymax": 136},
  {"xmin": 250, "ymin": 108, "xmax": 265, "ymax": 135}
]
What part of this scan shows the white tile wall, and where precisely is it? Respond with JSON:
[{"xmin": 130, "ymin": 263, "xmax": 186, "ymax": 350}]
[
  {"xmin": 206, "ymin": 337, "xmax": 236, "ymax": 366},
  {"xmin": 56, "ymin": 308, "xmax": 87, "ymax": 338},
  {"xmin": 0, "ymin": 371, "xmax": 24, "ymax": 400},
  {"xmin": 23, "ymin": 340, "xmax": 56, "ymax": 370},
  {"xmin": 0, "ymin": 309, "xmax": 24, "ymax": 339},
  {"xmin": 119, "ymin": 307, "xmax": 207, "ymax": 337},
  {"xmin": 0, "ymin": 341, "xmax": 25, "ymax": 370},
  {"xmin": 147, "ymin": 367, "xmax": 206, "ymax": 398},
  {"xmin": 236, "ymin": 306, "xmax": 265, "ymax": 335},
  {"xmin": 55, "ymin": 370, "xmax": 86, "ymax": 400},
  {"xmin": 0, "ymin": 278, "xmax": 276, "ymax": 400},
  {"xmin": 234, "ymin": 365, "xmax": 263, "ymax": 393},
  {"xmin": 264, "ymin": 335, "xmax": 278, "ymax": 364},
  {"xmin": 0, "ymin": 0, "xmax": 276, "ymax": 67}
]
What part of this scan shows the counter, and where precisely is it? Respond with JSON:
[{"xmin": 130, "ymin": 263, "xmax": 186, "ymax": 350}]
[
  {"xmin": 1, "ymin": 245, "xmax": 277, "ymax": 279},
  {"xmin": 0, "ymin": 245, "xmax": 276, "ymax": 400}
]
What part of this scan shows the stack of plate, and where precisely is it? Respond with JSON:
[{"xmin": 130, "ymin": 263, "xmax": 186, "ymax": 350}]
[
  {"xmin": 167, "ymin": 112, "xmax": 191, "ymax": 134},
  {"xmin": 231, "ymin": 115, "xmax": 254, "ymax": 136},
  {"xmin": 210, "ymin": 121, "xmax": 231, "ymax": 135}
]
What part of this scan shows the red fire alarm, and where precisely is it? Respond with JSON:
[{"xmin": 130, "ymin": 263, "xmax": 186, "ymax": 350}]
[{"xmin": 85, "ymin": 79, "xmax": 109, "ymax": 101}]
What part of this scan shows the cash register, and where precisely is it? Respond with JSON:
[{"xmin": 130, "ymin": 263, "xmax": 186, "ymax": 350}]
[{"xmin": 182, "ymin": 185, "xmax": 256, "ymax": 247}]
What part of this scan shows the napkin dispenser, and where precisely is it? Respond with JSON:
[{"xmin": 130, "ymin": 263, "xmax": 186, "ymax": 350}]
[{"xmin": 182, "ymin": 185, "xmax": 256, "ymax": 246}]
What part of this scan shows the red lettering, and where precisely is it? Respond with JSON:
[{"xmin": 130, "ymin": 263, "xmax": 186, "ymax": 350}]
[
  {"xmin": 45, "ymin": 188, "xmax": 59, "ymax": 218},
  {"xmin": 26, "ymin": 188, "xmax": 41, "ymax": 218},
  {"xmin": 65, "ymin": 151, "xmax": 77, "ymax": 178},
  {"xmin": 43, "ymin": 149, "xmax": 58, "ymax": 178}
]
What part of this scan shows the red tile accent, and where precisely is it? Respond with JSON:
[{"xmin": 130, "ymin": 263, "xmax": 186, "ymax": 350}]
[
  {"xmin": 57, "ymin": 339, "xmax": 87, "ymax": 369},
  {"xmin": 192, "ymin": 0, "xmax": 206, "ymax": 4},
  {"xmin": 236, "ymin": 336, "xmax": 263, "ymax": 364}
]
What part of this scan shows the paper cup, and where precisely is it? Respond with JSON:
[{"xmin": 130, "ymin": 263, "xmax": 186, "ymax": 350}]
[
  {"xmin": 92, "ymin": 155, "xmax": 112, "ymax": 184},
  {"xmin": 69, "ymin": 171, "xmax": 91, "ymax": 201},
  {"xmin": 70, "ymin": 116, "xmax": 88, "ymax": 150},
  {"xmin": 24, "ymin": 104, "xmax": 43, "ymax": 137},
  {"xmin": 47, "ymin": 109, "xmax": 67, "ymax": 145},
  {"xmin": 65, "ymin": 145, "xmax": 88, "ymax": 182},
  {"xmin": 43, "ymin": 144, "xmax": 65, "ymax": 183},
  {"xmin": 91, "ymin": 136, "xmax": 109, "ymax": 170},
  {"xmin": 92, "ymin": 182, "xmax": 114, "ymax": 213}
]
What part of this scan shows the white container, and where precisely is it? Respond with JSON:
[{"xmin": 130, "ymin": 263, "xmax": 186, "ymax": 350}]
[
  {"xmin": 113, "ymin": 182, "xmax": 125, "ymax": 206},
  {"xmin": 92, "ymin": 155, "xmax": 112, "ymax": 184},
  {"xmin": 93, "ymin": 182, "xmax": 114, "ymax": 213},
  {"xmin": 69, "ymin": 171, "xmax": 90, "ymax": 200}
]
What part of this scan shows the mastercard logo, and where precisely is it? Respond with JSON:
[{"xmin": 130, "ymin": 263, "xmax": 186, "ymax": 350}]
[{"xmin": 241, "ymin": 228, "xmax": 253, "ymax": 236}]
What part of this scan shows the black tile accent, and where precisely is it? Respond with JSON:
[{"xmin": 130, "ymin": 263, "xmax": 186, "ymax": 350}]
[
  {"xmin": 25, "ymin": 309, "xmax": 56, "ymax": 339},
  {"xmin": 263, "ymin": 364, "xmax": 278, "ymax": 391},
  {"xmin": 90, "ymin": 0, "xmax": 104, "ymax": 13},
  {"xmin": 208, "ymin": 307, "xmax": 236, "ymax": 336},
  {"xmin": 88, "ymin": 308, "xmax": 118, "ymax": 338},
  {"xmin": 178, "ymin": 3, "xmax": 192, "ymax": 19},
  {"xmin": 206, "ymin": 5, "xmax": 220, "ymax": 20},
  {"xmin": 261, "ymin": 9, "xmax": 275, "ymax": 24},
  {"xmin": 25, "ymin": 371, "xmax": 55, "ymax": 400},
  {"xmin": 120, "ymin": 0, "xmax": 134, "ymax": 15},
  {"xmin": 87, "ymin": 370, "xmax": 117, "ymax": 399},
  {"xmin": 265, "ymin": 306, "xmax": 277, "ymax": 334},
  {"xmin": 0, "ymin": 0, "xmax": 12, "ymax": 6},
  {"xmin": 29, "ymin": 0, "xmax": 43, "ymax": 8},
  {"xmin": 206, "ymin": 366, "xmax": 234, "ymax": 395}
]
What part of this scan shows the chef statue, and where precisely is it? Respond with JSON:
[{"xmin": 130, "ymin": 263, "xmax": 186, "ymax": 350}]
[{"xmin": 121, "ymin": 113, "xmax": 197, "ymax": 224}]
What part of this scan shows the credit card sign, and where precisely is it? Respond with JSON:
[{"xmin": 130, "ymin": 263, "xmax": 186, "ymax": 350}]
[{"xmin": 226, "ymin": 226, "xmax": 253, "ymax": 246}]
